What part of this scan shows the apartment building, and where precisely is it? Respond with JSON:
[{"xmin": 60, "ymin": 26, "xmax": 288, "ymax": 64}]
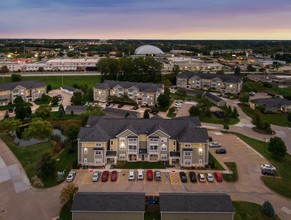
[
  {"xmin": 77, "ymin": 116, "xmax": 209, "ymax": 168},
  {"xmin": 94, "ymin": 80, "xmax": 164, "ymax": 106},
  {"xmin": 0, "ymin": 80, "xmax": 46, "ymax": 106},
  {"xmin": 177, "ymin": 72, "xmax": 242, "ymax": 94}
]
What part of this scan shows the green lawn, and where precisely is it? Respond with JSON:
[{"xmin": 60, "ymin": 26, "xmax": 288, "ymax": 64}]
[
  {"xmin": 222, "ymin": 162, "xmax": 238, "ymax": 182},
  {"xmin": 209, "ymin": 152, "xmax": 224, "ymax": 170},
  {"xmin": 0, "ymin": 75, "xmax": 101, "ymax": 89},
  {"xmin": 234, "ymin": 133, "xmax": 291, "ymax": 199},
  {"xmin": 0, "ymin": 133, "xmax": 76, "ymax": 188},
  {"xmin": 233, "ymin": 201, "xmax": 280, "ymax": 220},
  {"xmin": 200, "ymin": 114, "xmax": 239, "ymax": 125},
  {"xmin": 59, "ymin": 200, "xmax": 72, "ymax": 220},
  {"xmin": 240, "ymin": 105, "xmax": 291, "ymax": 127},
  {"xmin": 113, "ymin": 162, "xmax": 167, "ymax": 169},
  {"xmin": 145, "ymin": 212, "xmax": 161, "ymax": 220}
]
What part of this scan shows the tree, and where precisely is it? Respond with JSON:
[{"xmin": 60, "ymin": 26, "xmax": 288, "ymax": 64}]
[
  {"xmin": 34, "ymin": 104, "xmax": 51, "ymax": 119},
  {"xmin": 51, "ymin": 96, "xmax": 59, "ymax": 106},
  {"xmin": 287, "ymin": 114, "xmax": 291, "ymax": 123},
  {"xmin": 26, "ymin": 106, "xmax": 32, "ymax": 116},
  {"xmin": 0, "ymin": 65, "xmax": 9, "ymax": 73},
  {"xmin": 157, "ymin": 94, "xmax": 170, "ymax": 108},
  {"xmin": 15, "ymin": 105, "xmax": 27, "ymax": 120},
  {"xmin": 37, "ymin": 152, "xmax": 56, "ymax": 178},
  {"xmin": 4, "ymin": 111, "xmax": 9, "ymax": 119},
  {"xmin": 143, "ymin": 109, "xmax": 150, "ymax": 119},
  {"xmin": 59, "ymin": 183, "xmax": 79, "ymax": 205},
  {"xmin": 189, "ymin": 105, "xmax": 201, "ymax": 116},
  {"xmin": 58, "ymin": 104, "xmax": 65, "ymax": 118},
  {"xmin": 64, "ymin": 125, "xmax": 80, "ymax": 144},
  {"xmin": 22, "ymin": 118, "xmax": 53, "ymax": 140},
  {"xmin": 231, "ymin": 107, "xmax": 239, "ymax": 118},
  {"xmin": 0, "ymin": 118, "xmax": 21, "ymax": 132},
  {"xmin": 223, "ymin": 124, "xmax": 229, "ymax": 130},
  {"xmin": 172, "ymin": 65, "xmax": 180, "ymax": 74},
  {"xmin": 71, "ymin": 92, "xmax": 83, "ymax": 105},
  {"xmin": 11, "ymin": 73, "xmax": 22, "ymax": 82},
  {"xmin": 14, "ymin": 96, "xmax": 25, "ymax": 105},
  {"xmin": 247, "ymin": 64, "xmax": 256, "ymax": 72},
  {"xmin": 234, "ymin": 66, "xmax": 241, "ymax": 75},
  {"xmin": 268, "ymin": 137, "xmax": 287, "ymax": 160},
  {"xmin": 46, "ymin": 84, "xmax": 52, "ymax": 93},
  {"xmin": 239, "ymin": 92, "xmax": 250, "ymax": 103},
  {"xmin": 262, "ymin": 201, "xmax": 275, "ymax": 217}
]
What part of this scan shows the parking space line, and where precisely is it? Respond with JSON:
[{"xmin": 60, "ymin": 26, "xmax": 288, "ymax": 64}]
[{"xmin": 82, "ymin": 173, "xmax": 92, "ymax": 184}]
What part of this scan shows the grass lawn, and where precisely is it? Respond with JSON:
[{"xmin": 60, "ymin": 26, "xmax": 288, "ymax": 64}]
[
  {"xmin": 240, "ymin": 105, "xmax": 291, "ymax": 127},
  {"xmin": 0, "ymin": 133, "xmax": 77, "ymax": 188},
  {"xmin": 200, "ymin": 114, "xmax": 239, "ymax": 125},
  {"xmin": 113, "ymin": 162, "xmax": 167, "ymax": 169},
  {"xmin": 145, "ymin": 212, "xmax": 161, "ymax": 220},
  {"xmin": 222, "ymin": 162, "xmax": 238, "ymax": 182},
  {"xmin": 233, "ymin": 201, "xmax": 280, "ymax": 220},
  {"xmin": 233, "ymin": 132, "xmax": 291, "ymax": 199},
  {"xmin": 50, "ymin": 111, "xmax": 82, "ymax": 120},
  {"xmin": 0, "ymin": 75, "xmax": 101, "ymax": 89},
  {"xmin": 209, "ymin": 152, "xmax": 224, "ymax": 170},
  {"xmin": 59, "ymin": 200, "xmax": 72, "ymax": 220}
]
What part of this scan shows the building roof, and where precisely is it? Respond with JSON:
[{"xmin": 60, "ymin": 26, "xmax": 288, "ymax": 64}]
[
  {"xmin": 135, "ymin": 45, "xmax": 164, "ymax": 55},
  {"xmin": 94, "ymin": 80, "xmax": 163, "ymax": 93},
  {"xmin": 250, "ymin": 98, "xmax": 291, "ymax": 108},
  {"xmin": 65, "ymin": 105, "xmax": 87, "ymax": 112},
  {"xmin": 61, "ymin": 85, "xmax": 77, "ymax": 92},
  {"xmin": 177, "ymin": 72, "xmax": 242, "ymax": 83},
  {"xmin": 204, "ymin": 92, "xmax": 224, "ymax": 103},
  {"xmin": 102, "ymin": 107, "xmax": 140, "ymax": 118},
  {"xmin": 78, "ymin": 116, "xmax": 208, "ymax": 143},
  {"xmin": 0, "ymin": 80, "xmax": 45, "ymax": 92},
  {"xmin": 160, "ymin": 193, "xmax": 234, "ymax": 213},
  {"xmin": 71, "ymin": 192, "xmax": 145, "ymax": 212}
]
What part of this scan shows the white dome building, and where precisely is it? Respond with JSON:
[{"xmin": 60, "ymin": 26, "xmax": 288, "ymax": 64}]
[{"xmin": 135, "ymin": 45, "xmax": 164, "ymax": 55}]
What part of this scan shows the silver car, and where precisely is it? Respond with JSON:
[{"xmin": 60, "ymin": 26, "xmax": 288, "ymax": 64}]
[
  {"xmin": 66, "ymin": 171, "xmax": 76, "ymax": 182},
  {"xmin": 92, "ymin": 171, "xmax": 99, "ymax": 182}
]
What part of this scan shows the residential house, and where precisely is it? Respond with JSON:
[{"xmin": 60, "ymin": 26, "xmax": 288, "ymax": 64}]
[
  {"xmin": 71, "ymin": 192, "xmax": 145, "ymax": 220},
  {"xmin": 77, "ymin": 116, "xmax": 209, "ymax": 167},
  {"xmin": 160, "ymin": 193, "xmax": 234, "ymax": 220},
  {"xmin": 177, "ymin": 72, "xmax": 242, "ymax": 94},
  {"xmin": 61, "ymin": 85, "xmax": 83, "ymax": 95},
  {"xmin": 94, "ymin": 80, "xmax": 164, "ymax": 106},
  {"xmin": 102, "ymin": 107, "xmax": 141, "ymax": 118},
  {"xmin": 203, "ymin": 92, "xmax": 226, "ymax": 107},
  {"xmin": 249, "ymin": 98, "xmax": 291, "ymax": 113},
  {"xmin": 0, "ymin": 80, "xmax": 46, "ymax": 106}
]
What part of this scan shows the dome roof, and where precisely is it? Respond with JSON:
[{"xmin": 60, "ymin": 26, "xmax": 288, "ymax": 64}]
[{"xmin": 135, "ymin": 45, "xmax": 164, "ymax": 55}]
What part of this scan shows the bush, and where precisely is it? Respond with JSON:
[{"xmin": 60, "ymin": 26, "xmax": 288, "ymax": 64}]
[{"xmin": 261, "ymin": 201, "xmax": 275, "ymax": 217}]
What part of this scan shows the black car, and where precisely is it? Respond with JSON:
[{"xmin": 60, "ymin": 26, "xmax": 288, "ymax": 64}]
[
  {"xmin": 118, "ymin": 103, "xmax": 124, "ymax": 108},
  {"xmin": 216, "ymin": 148, "xmax": 227, "ymax": 154},
  {"xmin": 131, "ymin": 105, "xmax": 139, "ymax": 110},
  {"xmin": 179, "ymin": 171, "xmax": 187, "ymax": 183},
  {"xmin": 189, "ymin": 171, "xmax": 197, "ymax": 183},
  {"xmin": 262, "ymin": 168, "xmax": 276, "ymax": 176}
]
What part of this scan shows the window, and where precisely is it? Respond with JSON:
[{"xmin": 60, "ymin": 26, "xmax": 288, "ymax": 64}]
[
  {"xmin": 119, "ymin": 137, "xmax": 126, "ymax": 151},
  {"xmin": 84, "ymin": 158, "xmax": 87, "ymax": 164},
  {"xmin": 161, "ymin": 154, "xmax": 167, "ymax": 160},
  {"xmin": 96, "ymin": 143, "xmax": 101, "ymax": 147},
  {"xmin": 95, "ymin": 151, "xmax": 102, "ymax": 155},
  {"xmin": 185, "ymin": 144, "xmax": 190, "ymax": 148},
  {"xmin": 161, "ymin": 144, "xmax": 167, "ymax": 151},
  {"xmin": 173, "ymin": 141, "xmax": 176, "ymax": 146},
  {"xmin": 199, "ymin": 148, "xmax": 203, "ymax": 155},
  {"xmin": 119, "ymin": 153, "xmax": 126, "ymax": 160},
  {"xmin": 84, "ymin": 148, "xmax": 88, "ymax": 155},
  {"xmin": 150, "ymin": 145, "xmax": 158, "ymax": 151},
  {"xmin": 199, "ymin": 159, "xmax": 202, "ymax": 164},
  {"xmin": 129, "ymin": 145, "xmax": 137, "ymax": 150},
  {"xmin": 110, "ymin": 140, "xmax": 113, "ymax": 145},
  {"xmin": 184, "ymin": 160, "xmax": 191, "ymax": 165},
  {"xmin": 184, "ymin": 152, "xmax": 191, "ymax": 156}
]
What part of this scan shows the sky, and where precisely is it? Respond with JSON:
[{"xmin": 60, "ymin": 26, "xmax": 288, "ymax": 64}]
[{"xmin": 1, "ymin": 0, "xmax": 291, "ymax": 40}]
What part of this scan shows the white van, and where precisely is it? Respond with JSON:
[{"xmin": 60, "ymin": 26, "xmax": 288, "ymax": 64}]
[
  {"xmin": 138, "ymin": 169, "xmax": 144, "ymax": 180},
  {"xmin": 128, "ymin": 169, "xmax": 135, "ymax": 181}
]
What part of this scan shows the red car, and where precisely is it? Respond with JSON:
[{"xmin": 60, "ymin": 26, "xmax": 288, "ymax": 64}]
[
  {"xmin": 111, "ymin": 170, "xmax": 118, "ymax": 182},
  {"xmin": 147, "ymin": 170, "xmax": 153, "ymax": 181},
  {"xmin": 214, "ymin": 172, "xmax": 223, "ymax": 182},
  {"xmin": 101, "ymin": 171, "xmax": 109, "ymax": 182}
]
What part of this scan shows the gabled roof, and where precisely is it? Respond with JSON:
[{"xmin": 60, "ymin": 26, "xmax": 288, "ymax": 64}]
[
  {"xmin": 160, "ymin": 193, "xmax": 234, "ymax": 213},
  {"xmin": 177, "ymin": 72, "xmax": 242, "ymax": 83},
  {"xmin": 78, "ymin": 116, "xmax": 208, "ymax": 143},
  {"xmin": 102, "ymin": 107, "xmax": 140, "ymax": 118},
  {"xmin": 0, "ymin": 80, "xmax": 46, "ymax": 92},
  {"xmin": 250, "ymin": 98, "xmax": 291, "ymax": 108},
  {"xmin": 72, "ymin": 192, "xmax": 145, "ymax": 212},
  {"xmin": 94, "ymin": 80, "xmax": 163, "ymax": 93},
  {"xmin": 204, "ymin": 92, "xmax": 224, "ymax": 103}
]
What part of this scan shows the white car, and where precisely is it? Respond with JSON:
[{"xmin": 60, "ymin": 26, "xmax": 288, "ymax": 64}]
[
  {"xmin": 128, "ymin": 169, "xmax": 135, "ymax": 181},
  {"xmin": 260, "ymin": 164, "xmax": 276, "ymax": 171},
  {"xmin": 209, "ymin": 142, "xmax": 221, "ymax": 147},
  {"xmin": 138, "ymin": 169, "xmax": 144, "ymax": 180},
  {"xmin": 206, "ymin": 173, "xmax": 214, "ymax": 182},
  {"xmin": 66, "ymin": 171, "xmax": 76, "ymax": 182},
  {"xmin": 91, "ymin": 171, "xmax": 99, "ymax": 182},
  {"xmin": 198, "ymin": 173, "xmax": 206, "ymax": 182}
]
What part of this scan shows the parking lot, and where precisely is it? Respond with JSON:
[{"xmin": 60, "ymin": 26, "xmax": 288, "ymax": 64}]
[{"xmin": 48, "ymin": 89, "xmax": 72, "ymax": 108}]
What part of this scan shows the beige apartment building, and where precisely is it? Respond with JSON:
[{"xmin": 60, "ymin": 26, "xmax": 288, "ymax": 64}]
[
  {"xmin": 77, "ymin": 116, "xmax": 209, "ymax": 168},
  {"xmin": 94, "ymin": 80, "xmax": 164, "ymax": 106},
  {"xmin": 176, "ymin": 72, "xmax": 243, "ymax": 94},
  {"xmin": 0, "ymin": 80, "xmax": 46, "ymax": 106}
]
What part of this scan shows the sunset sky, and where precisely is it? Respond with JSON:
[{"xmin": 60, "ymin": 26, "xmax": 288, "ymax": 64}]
[{"xmin": 1, "ymin": 0, "xmax": 291, "ymax": 39}]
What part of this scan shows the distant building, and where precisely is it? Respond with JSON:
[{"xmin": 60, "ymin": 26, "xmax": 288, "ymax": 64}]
[
  {"xmin": 94, "ymin": 80, "xmax": 164, "ymax": 106},
  {"xmin": 177, "ymin": 72, "xmax": 242, "ymax": 94},
  {"xmin": 249, "ymin": 98, "xmax": 291, "ymax": 113},
  {"xmin": 203, "ymin": 92, "xmax": 226, "ymax": 107},
  {"xmin": 134, "ymin": 45, "xmax": 164, "ymax": 56},
  {"xmin": 61, "ymin": 85, "xmax": 83, "ymax": 95},
  {"xmin": 0, "ymin": 80, "xmax": 46, "ymax": 106}
]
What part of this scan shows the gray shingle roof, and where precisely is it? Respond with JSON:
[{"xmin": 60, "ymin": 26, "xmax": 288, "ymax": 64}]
[
  {"xmin": 177, "ymin": 72, "xmax": 242, "ymax": 83},
  {"xmin": 0, "ymin": 80, "xmax": 45, "ymax": 92},
  {"xmin": 160, "ymin": 193, "xmax": 234, "ymax": 213},
  {"xmin": 65, "ymin": 105, "xmax": 87, "ymax": 112},
  {"xmin": 72, "ymin": 192, "xmax": 145, "ymax": 212},
  {"xmin": 78, "ymin": 116, "xmax": 208, "ymax": 143},
  {"xmin": 94, "ymin": 80, "xmax": 163, "ymax": 93},
  {"xmin": 251, "ymin": 98, "xmax": 291, "ymax": 108},
  {"xmin": 204, "ymin": 92, "xmax": 224, "ymax": 103},
  {"xmin": 102, "ymin": 107, "xmax": 140, "ymax": 118}
]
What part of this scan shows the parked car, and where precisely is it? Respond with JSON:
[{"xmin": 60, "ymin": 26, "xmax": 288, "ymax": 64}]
[
  {"xmin": 138, "ymin": 169, "xmax": 144, "ymax": 180},
  {"xmin": 148, "ymin": 198, "xmax": 159, "ymax": 205},
  {"xmin": 179, "ymin": 171, "xmax": 187, "ymax": 182},
  {"xmin": 154, "ymin": 171, "xmax": 161, "ymax": 181},
  {"xmin": 147, "ymin": 170, "xmax": 153, "ymax": 181},
  {"xmin": 118, "ymin": 103, "xmax": 124, "ymax": 108},
  {"xmin": 57, "ymin": 94, "xmax": 62, "ymax": 101},
  {"xmin": 262, "ymin": 168, "xmax": 276, "ymax": 176},
  {"xmin": 111, "ymin": 170, "xmax": 118, "ymax": 181},
  {"xmin": 91, "ymin": 171, "xmax": 99, "ymax": 182},
  {"xmin": 209, "ymin": 136, "xmax": 213, "ymax": 142},
  {"xmin": 131, "ymin": 105, "xmax": 139, "ymax": 110},
  {"xmin": 213, "ymin": 172, "xmax": 223, "ymax": 182},
  {"xmin": 209, "ymin": 142, "xmax": 221, "ymax": 147},
  {"xmin": 101, "ymin": 171, "xmax": 109, "ymax": 182},
  {"xmin": 128, "ymin": 169, "xmax": 135, "ymax": 181},
  {"xmin": 198, "ymin": 173, "xmax": 206, "ymax": 182},
  {"xmin": 260, "ymin": 164, "xmax": 276, "ymax": 171},
  {"xmin": 66, "ymin": 171, "xmax": 76, "ymax": 182},
  {"xmin": 215, "ymin": 148, "xmax": 227, "ymax": 154},
  {"xmin": 206, "ymin": 173, "xmax": 214, "ymax": 182},
  {"xmin": 189, "ymin": 171, "xmax": 197, "ymax": 183}
]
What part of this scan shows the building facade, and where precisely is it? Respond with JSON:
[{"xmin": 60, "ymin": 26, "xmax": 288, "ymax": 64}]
[
  {"xmin": 176, "ymin": 72, "xmax": 243, "ymax": 94},
  {"xmin": 0, "ymin": 80, "xmax": 46, "ymax": 106},
  {"xmin": 94, "ymin": 80, "xmax": 164, "ymax": 106},
  {"xmin": 77, "ymin": 116, "xmax": 209, "ymax": 168}
]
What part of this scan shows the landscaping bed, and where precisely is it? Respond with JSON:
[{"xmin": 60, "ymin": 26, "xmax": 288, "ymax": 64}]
[
  {"xmin": 222, "ymin": 162, "xmax": 238, "ymax": 182},
  {"xmin": 112, "ymin": 162, "xmax": 167, "ymax": 169}
]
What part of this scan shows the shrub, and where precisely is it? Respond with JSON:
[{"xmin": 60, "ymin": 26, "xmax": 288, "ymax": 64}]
[{"xmin": 262, "ymin": 201, "xmax": 275, "ymax": 217}]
